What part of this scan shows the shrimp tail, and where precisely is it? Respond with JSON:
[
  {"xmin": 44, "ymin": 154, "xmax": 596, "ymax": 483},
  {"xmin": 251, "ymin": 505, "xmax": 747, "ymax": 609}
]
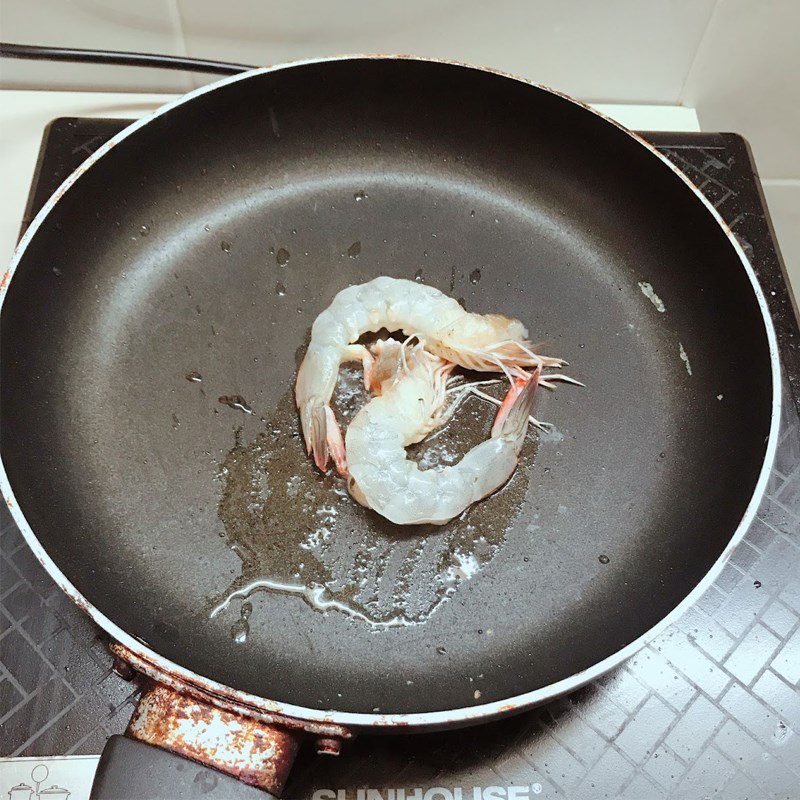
[
  {"xmin": 325, "ymin": 405, "xmax": 348, "ymax": 477},
  {"xmin": 301, "ymin": 397, "xmax": 328, "ymax": 467},
  {"xmin": 301, "ymin": 398, "xmax": 348, "ymax": 476},
  {"xmin": 492, "ymin": 367, "xmax": 541, "ymax": 446}
]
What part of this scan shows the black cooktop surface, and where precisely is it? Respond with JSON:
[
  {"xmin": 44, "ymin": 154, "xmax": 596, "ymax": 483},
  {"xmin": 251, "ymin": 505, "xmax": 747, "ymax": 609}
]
[{"xmin": 1, "ymin": 118, "xmax": 798, "ymax": 800}]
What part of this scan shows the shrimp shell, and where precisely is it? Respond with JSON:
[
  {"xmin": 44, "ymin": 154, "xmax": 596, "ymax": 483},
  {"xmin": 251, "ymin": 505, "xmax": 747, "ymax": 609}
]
[
  {"xmin": 295, "ymin": 277, "xmax": 560, "ymax": 474},
  {"xmin": 345, "ymin": 346, "xmax": 541, "ymax": 525}
]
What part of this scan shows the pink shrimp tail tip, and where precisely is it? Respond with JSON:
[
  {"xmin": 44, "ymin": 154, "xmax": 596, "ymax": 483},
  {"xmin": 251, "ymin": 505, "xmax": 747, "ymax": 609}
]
[
  {"xmin": 491, "ymin": 367, "xmax": 542, "ymax": 439},
  {"xmin": 303, "ymin": 399, "xmax": 349, "ymax": 477},
  {"xmin": 324, "ymin": 406, "xmax": 348, "ymax": 476}
]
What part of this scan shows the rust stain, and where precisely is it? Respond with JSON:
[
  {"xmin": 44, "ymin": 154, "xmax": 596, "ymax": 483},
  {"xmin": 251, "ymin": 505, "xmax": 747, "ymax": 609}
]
[
  {"xmin": 315, "ymin": 736, "xmax": 342, "ymax": 756},
  {"xmin": 0, "ymin": 271, "xmax": 10, "ymax": 292},
  {"xmin": 111, "ymin": 642, "xmax": 351, "ymax": 739},
  {"xmin": 128, "ymin": 682, "xmax": 303, "ymax": 794}
]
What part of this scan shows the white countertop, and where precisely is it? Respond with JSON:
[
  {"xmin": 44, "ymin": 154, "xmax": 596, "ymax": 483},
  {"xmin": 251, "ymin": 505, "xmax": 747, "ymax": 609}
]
[{"xmin": 0, "ymin": 89, "xmax": 699, "ymax": 268}]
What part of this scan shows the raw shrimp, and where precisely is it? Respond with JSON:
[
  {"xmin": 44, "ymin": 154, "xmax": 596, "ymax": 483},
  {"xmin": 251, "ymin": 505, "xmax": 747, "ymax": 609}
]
[
  {"xmin": 295, "ymin": 276, "xmax": 561, "ymax": 474},
  {"xmin": 345, "ymin": 340, "xmax": 541, "ymax": 525}
]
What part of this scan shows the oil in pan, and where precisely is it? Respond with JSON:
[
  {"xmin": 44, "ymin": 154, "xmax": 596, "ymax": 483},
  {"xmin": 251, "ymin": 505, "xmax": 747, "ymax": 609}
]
[{"xmin": 211, "ymin": 362, "xmax": 537, "ymax": 631}]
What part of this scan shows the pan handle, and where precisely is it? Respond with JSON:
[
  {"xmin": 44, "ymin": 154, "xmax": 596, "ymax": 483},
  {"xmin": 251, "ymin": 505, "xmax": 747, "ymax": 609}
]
[
  {"xmin": 89, "ymin": 682, "xmax": 303, "ymax": 797},
  {"xmin": 90, "ymin": 735, "xmax": 278, "ymax": 800}
]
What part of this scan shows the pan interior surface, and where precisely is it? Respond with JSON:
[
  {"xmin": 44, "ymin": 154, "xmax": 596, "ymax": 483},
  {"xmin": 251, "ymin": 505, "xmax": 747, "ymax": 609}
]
[{"xmin": 1, "ymin": 60, "xmax": 773, "ymax": 715}]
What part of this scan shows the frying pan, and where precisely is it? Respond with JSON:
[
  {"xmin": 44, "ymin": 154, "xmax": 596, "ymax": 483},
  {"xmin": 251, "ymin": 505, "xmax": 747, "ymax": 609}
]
[{"xmin": 0, "ymin": 56, "xmax": 780, "ymax": 797}]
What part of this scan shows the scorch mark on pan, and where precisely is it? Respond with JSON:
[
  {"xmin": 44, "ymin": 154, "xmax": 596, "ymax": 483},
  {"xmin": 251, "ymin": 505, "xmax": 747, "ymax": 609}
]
[
  {"xmin": 269, "ymin": 106, "xmax": 280, "ymax": 139},
  {"xmin": 638, "ymin": 281, "xmax": 666, "ymax": 313}
]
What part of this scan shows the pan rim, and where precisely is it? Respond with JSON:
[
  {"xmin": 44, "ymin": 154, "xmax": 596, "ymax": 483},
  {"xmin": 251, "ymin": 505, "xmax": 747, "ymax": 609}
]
[{"xmin": 0, "ymin": 54, "xmax": 781, "ymax": 729}]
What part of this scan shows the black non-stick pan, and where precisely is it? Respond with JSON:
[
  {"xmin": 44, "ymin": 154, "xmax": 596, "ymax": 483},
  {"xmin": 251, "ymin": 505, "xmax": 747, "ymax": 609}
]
[{"xmin": 0, "ymin": 56, "xmax": 779, "ymax": 796}]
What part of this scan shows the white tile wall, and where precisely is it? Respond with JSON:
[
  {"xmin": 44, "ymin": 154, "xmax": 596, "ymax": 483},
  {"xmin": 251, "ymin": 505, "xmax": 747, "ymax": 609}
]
[
  {"xmin": 0, "ymin": 0, "xmax": 191, "ymax": 93},
  {"xmin": 175, "ymin": 0, "xmax": 716, "ymax": 102},
  {"xmin": 0, "ymin": 0, "xmax": 797, "ymax": 298},
  {"xmin": 762, "ymin": 182, "xmax": 800, "ymax": 301},
  {"xmin": 0, "ymin": 1, "xmax": 717, "ymax": 102},
  {"xmin": 681, "ymin": 0, "xmax": 800, "ymax": 181}
]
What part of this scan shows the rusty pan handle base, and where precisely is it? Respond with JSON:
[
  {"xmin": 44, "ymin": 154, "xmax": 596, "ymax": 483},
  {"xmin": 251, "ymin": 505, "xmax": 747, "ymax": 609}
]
[
  {"xmin": 125, "ymin": 682, "xmax": 301, "ymax": 792},
  {"xmin": 90, "ymin": 735, "xmax": 276, "ymax": 799},
  {"xmin": 89, "ymin": 681, "xmax": 304, "ymax": 797}
]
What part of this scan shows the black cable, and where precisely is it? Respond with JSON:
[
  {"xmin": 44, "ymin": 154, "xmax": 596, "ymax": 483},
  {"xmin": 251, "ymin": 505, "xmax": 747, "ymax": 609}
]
[{"xmin": 0, "ymin": 42, "xmax": 254, "ymax": 75}]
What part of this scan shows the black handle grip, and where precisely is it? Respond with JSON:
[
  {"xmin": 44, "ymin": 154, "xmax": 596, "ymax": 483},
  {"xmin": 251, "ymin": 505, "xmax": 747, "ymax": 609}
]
[{"xmin": 90, "ymin": 735, "xmax": 276, "ymax": 799}]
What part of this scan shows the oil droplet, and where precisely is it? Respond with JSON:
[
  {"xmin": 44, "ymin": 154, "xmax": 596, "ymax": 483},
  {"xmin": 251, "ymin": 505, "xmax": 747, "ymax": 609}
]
[
  {"xmin": 598, "ymin": 554, "xmax": 610, "ymax": 564},
  {"xmin": 139, "ymin": 224, "xmax": 150, "ymax": 237},
  {"xmin": 347, "ymin": 241, "xmax": 361, "ymax": 258},
  {"xmin": 414, "ymin": 269, "xmax": 423, "ymax": 282},
  {"xmin": 186, "ymin": 370, "xmax": 202, "ymax": 383},
  {"xmin": 230, "ymin": 616, "xmax": 249, "ymax": 644},
  {"xmin": 52, "ymin": 267, "xmax": 62, "ymax": 276},
  {"xmin": 753, "ymin": 579, "xmax": 762, "ymax": 588},
  {"xmin": 354, "ymin": 190, "xmax": 367, "ymax": 202},
  {"xmin": 203, "ymin": 223, "xmax": 211, "ymax": 232},
  {"xmin": 218, "ymin": 395, "xmax": 253, "ymax": 414},
  {"xmin": 470, "ymin": 209, "xmax": 475, "ymax": 217},
  {"xmin": 275, "ymin": 282, "xmax": 287, "ymax": 296},
  {"xmin": 276, "ymin": 248, "xmax": 290, "ymax": 266},
  {"xmin": 171, "ymin": 413, "xmax": 180, "ymax": 429},
  {"xmin": 469, "ymin": 268, "xmax": 481, "ymax": 285},
  {"xmin": 436, "ymin": 646, "xmax": 446, "ymax": 655},
  {"xmin": 221, "ymin": 240, "xmax": 231, "ymax": 253}
]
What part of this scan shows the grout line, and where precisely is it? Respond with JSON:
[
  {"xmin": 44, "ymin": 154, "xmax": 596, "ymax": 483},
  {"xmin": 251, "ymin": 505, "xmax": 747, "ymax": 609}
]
[
  {"xmin": 169, "ymin": 0, "xmax": 190, "ymax": 60},
  {"xmin": 166, "ymin": 0, "xmax": 192, "ymax": 93},
  {"xmin": 542, "ymin": 709, "xmax": 604, "ymax": 772},
  {"xmin": 0, "ymin": 662, "xmax": 28, "ymax": 705},
  {"xmin": 677, "ymin": 0, "xmax": 720, "ymax": 106},
  {"xmin": 0, "ymin": 670, "xmax": 74, "ymax": 728},
  {"xmin": 65, "ymin": 721, "xmax": 107, "ymax": 756},
  {"xmin": 12, "ymin": 694, "xmax": 79, "ymax": 757}
]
